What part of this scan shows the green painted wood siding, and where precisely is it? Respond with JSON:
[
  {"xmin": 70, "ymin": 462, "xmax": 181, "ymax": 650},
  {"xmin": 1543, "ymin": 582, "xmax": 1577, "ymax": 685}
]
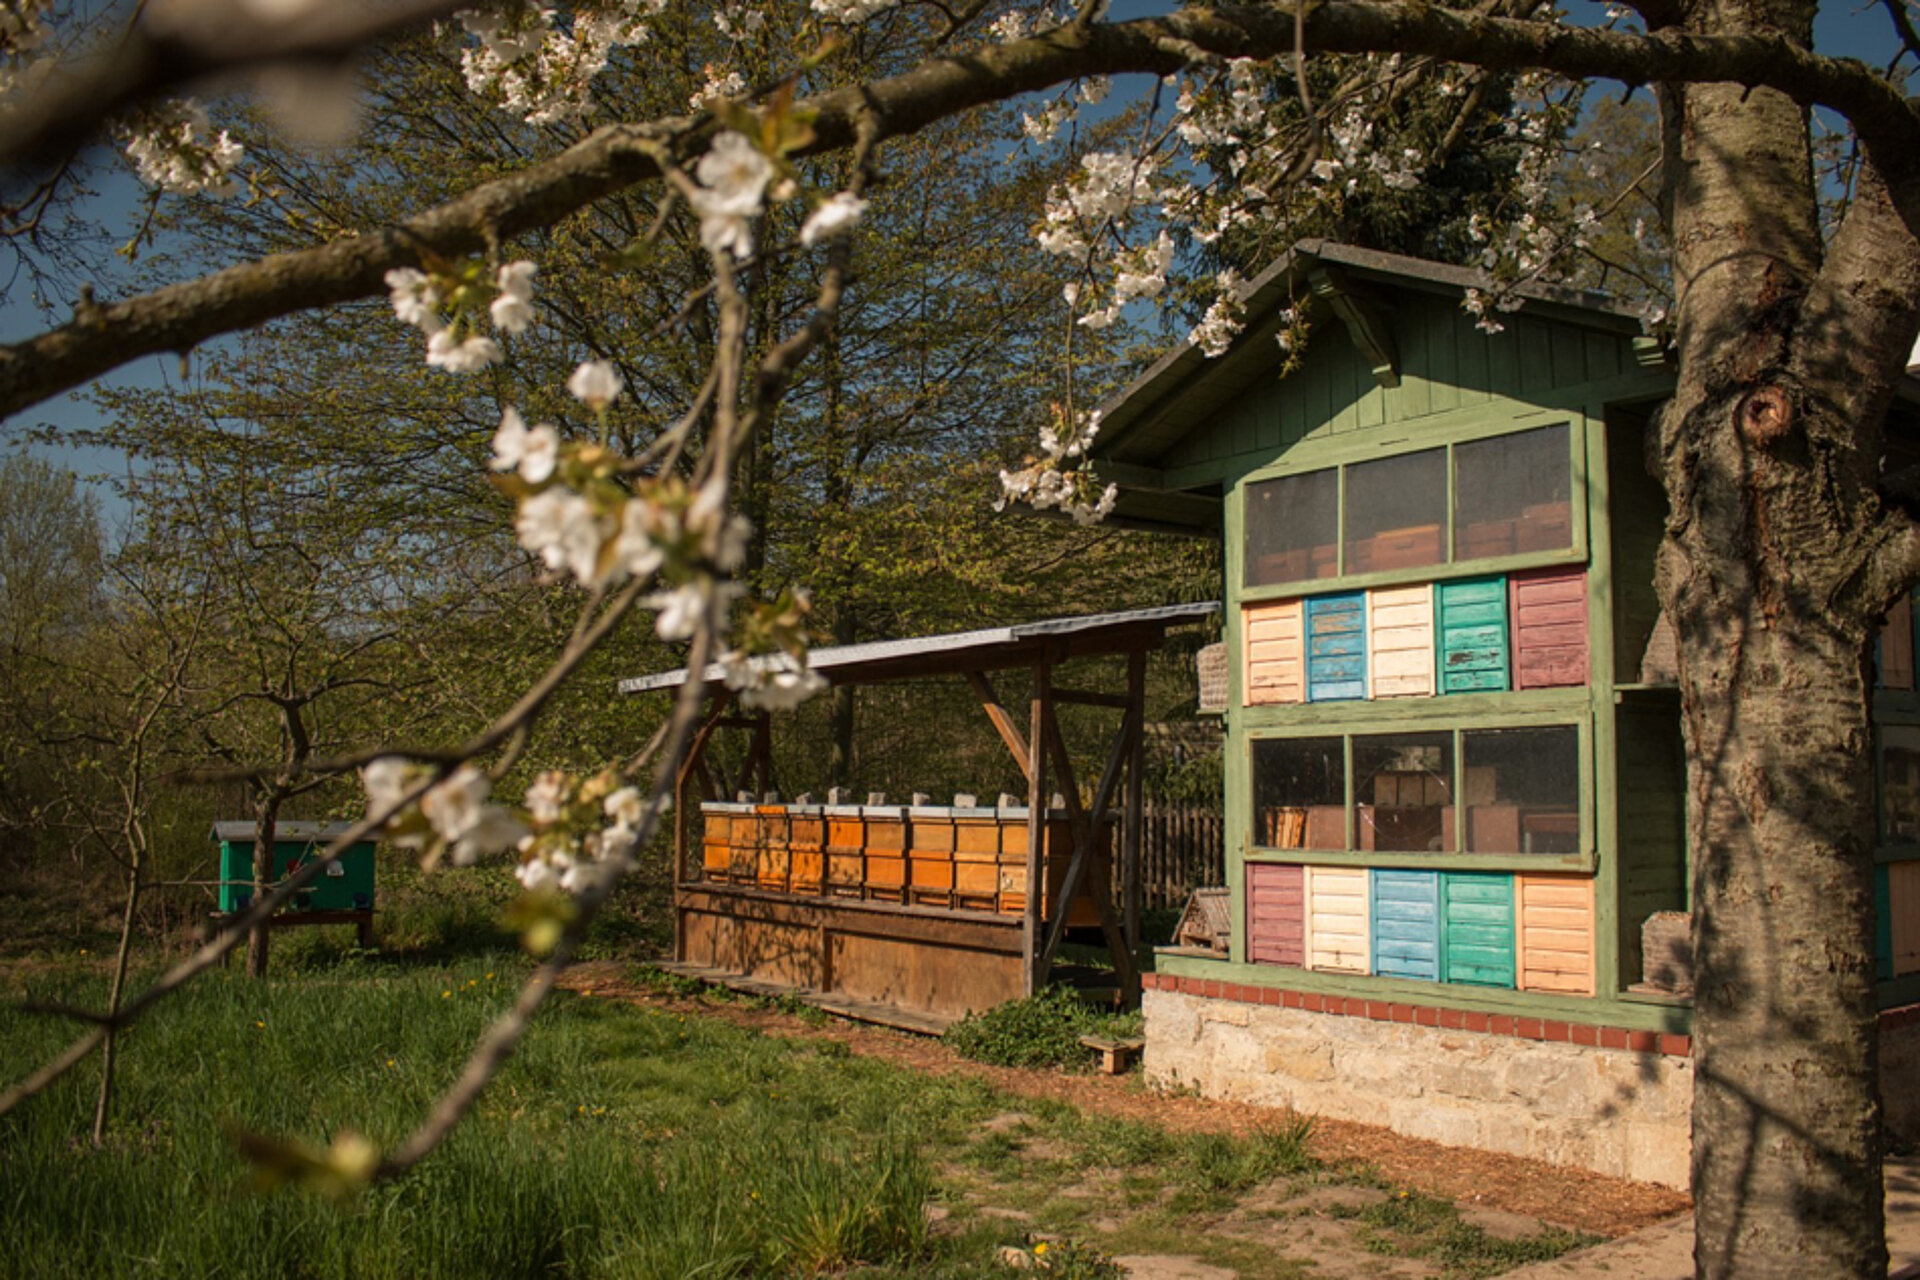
[
  {"xmin": 1606, "ymin": 412, "xmax": 1668, "ymax": 684},
  {"xmin": 1162, "ymin": 292, "xmax": 1636, "ymax": 473},
  {"xmin": 1437, "ymin": 577, "xmax": 1510, "ymax": 693},
  {"xmin": 1615, "ymin": 704, "xmax": 1688, "ymax": 989},
  {"xmin": 1441, "ymin": 871, "xmax": 1516, "ymax": 987}
]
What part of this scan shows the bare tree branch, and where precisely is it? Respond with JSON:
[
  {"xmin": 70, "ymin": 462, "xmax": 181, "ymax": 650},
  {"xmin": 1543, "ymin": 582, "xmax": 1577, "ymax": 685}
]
[{"xmin": 4, "ymin": 4, "xmax": 1918, "ymax": 421}]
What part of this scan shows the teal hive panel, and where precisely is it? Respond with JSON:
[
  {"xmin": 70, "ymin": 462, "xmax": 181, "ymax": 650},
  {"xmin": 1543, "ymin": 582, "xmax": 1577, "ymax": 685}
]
[
  {"xmin": 1438, "ymin": 577, "xmax": 1510, "ymax": 694},
  {"xmin": 1441, "ymin": 871, "xmax": 1516, "ymax": 987},
  {"xmin": 1306, "ymin": 593, "xmax": 1367, "ymax": 701},
  {"xmin": 1370, "ymin": 869, "xmax": 1440, "ymax": 980}
]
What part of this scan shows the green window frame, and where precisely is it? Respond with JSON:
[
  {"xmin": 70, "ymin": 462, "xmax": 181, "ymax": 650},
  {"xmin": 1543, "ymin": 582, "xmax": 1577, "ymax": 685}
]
[
  {"xmin": 1238, "ymin": 419, "xmax": 1587, "ymax": 600},
  {"xmin": 1246, "ymin": 713, "xmax": 1595, "ymax": 873}
]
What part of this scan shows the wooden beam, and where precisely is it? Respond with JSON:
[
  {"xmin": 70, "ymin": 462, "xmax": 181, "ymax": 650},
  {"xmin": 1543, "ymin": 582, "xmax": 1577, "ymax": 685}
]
[
  {"xmin": 1122, "ymin": 649, "xmax": 1147, "ymax": 977},
  {"xmin": 1024, "ymin": 661, "xmax": 1050, "ymax": 996},
  {"xmin": 1309, "ymin": 264, "xmax": 1400, "ymax": 389},
  {"xmin": 673, "ymin": 692, "xmax": 734, "ymax": 958},
  {"xmin": 1039, "ymin": 692, "xmax": 1139, "ymax": 983},
  {"xmin": 675, "ymin": 887, "xmax": 1026, "ymax": 951},
  {"xmin": 965, "ymin": 669, "xmax": 1031, "ymax": 772}
]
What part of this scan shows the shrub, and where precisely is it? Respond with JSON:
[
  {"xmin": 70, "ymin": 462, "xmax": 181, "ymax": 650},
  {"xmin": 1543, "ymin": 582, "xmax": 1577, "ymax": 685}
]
[{"xmin": 945, "ymin": 987, "xmax": 1111, "ymax": 1070}]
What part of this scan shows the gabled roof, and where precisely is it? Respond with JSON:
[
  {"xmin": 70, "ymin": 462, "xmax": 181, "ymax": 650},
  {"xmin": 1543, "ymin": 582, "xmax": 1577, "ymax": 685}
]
[
  {"xmin": 1090, "ymin": 241, "xmax": 1649, "ymax": 476},
  {"xmin": 618, "ymin": 601, "xmax": 1218, "ymax": 694}
]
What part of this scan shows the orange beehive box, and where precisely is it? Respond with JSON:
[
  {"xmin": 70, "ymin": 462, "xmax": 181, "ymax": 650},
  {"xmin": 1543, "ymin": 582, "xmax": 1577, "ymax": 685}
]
[
  {"xmin": 863, "ymin": 808, "xmax": 908, "ymax": 901},
  {"xmin": 754, "ymin": 807, "xmax": 791, "ymax": 891},
  {"xmin": 1516, "ymin": 873, "xmax": 1595, "ymax": 995},
  {"xmin": 699, "ymin": 805, "xmax": 741, "ymax": 882},
  {"xmin": 907, "ymin": 806, "xmax": 957, "ymax": 906},
  {"xmin": 823, "ymin": 807, "xmax": 866, "ymax": 897},
  {"xmin": 788, "ymin": 808, "xmax": 824, "ymax": 892},
  {"xmin": 1244, "ymin": 599, "xmax": 1305, "ymax": 706}
]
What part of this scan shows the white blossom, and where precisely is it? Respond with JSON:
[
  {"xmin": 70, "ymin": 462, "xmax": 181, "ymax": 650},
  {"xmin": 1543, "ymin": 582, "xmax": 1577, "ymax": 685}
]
[
  {"xmin": 800, "ymin": 193, "xmax": 868, "ymax": 247},
  {"xmin": 567, "ymin": 359, "xmax": 624, "ymax": 409},
  {"xmin": 810, "ymin": 0, "xmax": 897, "ymax": 23},
  {"xmin": 648, "ymin": 582, "xmax": 708, "ymax": 640},
  {"xmin": 612, "ymin": 498, "xmax": 667, "ymax": 580},
  {"xmin": 524, "ymin": 771, "xmax": 569, "ymax": 824},
  {"xmin": 490, "ymin": 408, "xmax": 560, "ymax": 484},
  {"xmin": 689, "ymin": 131, "xmax": 773, "ymax": 260},
  {"xmin": 517, "ymin": 488, "xmax": 612, "ymax": 584},
  {"xmin": 124, "ymin": 99, "xmax": 243, "ymax": 196},
  {"xmin": 490, "ymin": 260, "xmax": 537, "ymax": 335},
  {"xmin": 426, "ymin": 330, "xmax": 502, "ymax": 373},
  {"xmin": 385, "ymin": 268, "xmax": 444, "ymax": 333}
]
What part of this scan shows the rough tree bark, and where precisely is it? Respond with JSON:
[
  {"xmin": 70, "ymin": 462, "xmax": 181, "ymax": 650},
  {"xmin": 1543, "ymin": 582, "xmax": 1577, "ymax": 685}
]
[{"xmin": 1653, "ymin": 0, "xmax": 1920, "ymax": 1272}]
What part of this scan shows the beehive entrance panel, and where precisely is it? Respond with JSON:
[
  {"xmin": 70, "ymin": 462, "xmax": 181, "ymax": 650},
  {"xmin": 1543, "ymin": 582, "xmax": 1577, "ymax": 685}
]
[
  {"xmin": 1516, "ymin": 873, "xmax": 1596, "ymax": 995},
  {"xmin": 1245, "ymin": 599, "xmax": 1306, "ymax": 705},
  {"xmin": 1438, "ymin": 577, "xmax": 1510, "ymax": 694},
  {"xmin": 1510, "ymin": 568, "xmax": 1589, "ymax": 689},
  {"xmin": 1442, "ymin": 872, "xmax": 1516, "ymax": 987},
  {"xmin": 1368, "ymin": 585, "xmax": 1435, "ymax": 698},
  {"xmin": 1370, "ymin": 868, "xmax": 1441, "ymax": 980},
  {"xmin": 1306, "ymin": 865, "xmax": 1371, "ymax": 973},
  {"xmin": 1306, "ymin": 594, "xmax": 1367, "ymax": 701},
  {"xmin": 1891, "ymin": 861, "xmax": 1920, "ymax": 977},
  {"xmin": 1247, "ymin": 863, "xmax": 1306, "ymax": 967}
]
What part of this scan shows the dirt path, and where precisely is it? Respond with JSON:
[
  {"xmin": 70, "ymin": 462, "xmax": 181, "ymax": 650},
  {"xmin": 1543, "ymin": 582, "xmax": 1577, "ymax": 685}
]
[{"xmin": 557, "ymin": 961, "xmax": 1689, "ymax": 1241}]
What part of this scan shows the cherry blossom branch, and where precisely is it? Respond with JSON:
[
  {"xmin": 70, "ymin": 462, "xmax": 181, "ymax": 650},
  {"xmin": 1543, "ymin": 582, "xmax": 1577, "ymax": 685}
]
[
  {"xmin": 6, "ymin": 4, "xmax": 1918, "ymax": 422},
  {"xmin": 1, "ymin": 0, "xmax": 470, "ymax": 171}
]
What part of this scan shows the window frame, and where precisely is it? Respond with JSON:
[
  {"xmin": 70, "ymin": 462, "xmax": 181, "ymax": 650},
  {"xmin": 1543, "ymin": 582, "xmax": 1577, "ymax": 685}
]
[
  {"xmin": 1238, "ymin": 418, "xmax": 1588, "ymax": 601},
  {"xmin": 1245, "ymin": 712, "xmax": 1595, "ymax": 873}
]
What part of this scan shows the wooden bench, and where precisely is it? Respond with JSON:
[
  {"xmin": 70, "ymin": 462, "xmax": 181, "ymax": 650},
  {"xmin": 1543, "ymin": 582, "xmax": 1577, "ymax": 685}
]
[{"xmin": 1079, "ymin": 1033, "xmax": 1146, "ymax": 1075}]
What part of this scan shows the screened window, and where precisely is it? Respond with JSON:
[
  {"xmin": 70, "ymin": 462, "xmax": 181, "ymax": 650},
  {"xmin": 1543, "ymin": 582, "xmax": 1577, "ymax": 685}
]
[
  {"xmin": 1245, "ymin": 471, "xmax": 1339, "ymax": 588},
  {"xmin": 1454, "ymin": 425, "xmax": 1573, "ymax": 559},
  {"xmin": 1461, "ymin": 727, "xmax": 1580, "ymax": 854},
  {"xmin": 1253, "ymin": 736, "xmax": 1345, "ymax": 849},
  {"xmin": 1344, "ymin": 449, "xmax": 1447, "ymax": 575},
  {"xmin": 1355, "ymin": 732, "xmax": 1455, "ymax": 853},
  {"xmin": 1884, "ymin": 726, "xmax": 1920, "ymax": 845}
]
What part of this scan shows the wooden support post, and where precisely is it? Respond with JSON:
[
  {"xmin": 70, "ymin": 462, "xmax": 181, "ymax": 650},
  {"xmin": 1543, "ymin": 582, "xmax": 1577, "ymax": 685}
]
[
  {"xmin": 1038, "ymin": 692, "xmax": 1139, "ymax": 996},
  {"xmin": 966, "ymin": 670, "xmax": 1031, "ymax": 773},
  {"xmin": 1024, "ymin": 662, "xmax": 1050, "ymax": 996},
  {"xmin": 674, "ymin": 694, "xmax": 735, "ymax": 962},
  {"xmin": 747, "ymin": 712, "xmax": 774, "ymax": 796},
  {"xmin": 1123, "ymin": 648, "xmax": 1147, "ymax": 984}
]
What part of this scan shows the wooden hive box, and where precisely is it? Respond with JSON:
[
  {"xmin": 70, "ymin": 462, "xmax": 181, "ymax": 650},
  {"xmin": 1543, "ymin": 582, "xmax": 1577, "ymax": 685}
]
[
  {"xmin": 953, "ymin": 808, "xmax": 1002, "ymax": 911},
  {"xmin": 907, "ymin": 806, "xmax": 957, "ymax": 907},
  {"xmin": 788, "ymin": 806, "xmax": 825, "ymax": 893},
  {"xmin": 1306, "ymin": 865, "xmax": 1371, "ymax": 973},
  {"xmin": 1177, "ymin": 885, "xmax": 1234, "ymax": 954},
  {"xmin": 824, "ymin": 806, "xmax": 866, "ymax": 897},
  {"xmin": 996, "ymin": 811, "xmax": 1031, "ymax": 916},
  {"xmin": 1515, "ymin": 873, "xmax": 1596, "ymax": 996},
  {"xmin": 1509, "ymin": 568, "xmax": 1589, "ymax": 689},
  {"xmin": 1245, "ymin": 864, "xmax": 1304, "ymax": 966},
  {"xmin": 727, "ymin": 806, "xmax": 761, "ymax": 884},
  {"xmin": 1305, "ymin": 594, "xmax": 1367, "ymax": 702},
  {"xmin": 1879, "ymin": 598, "xmax": 1916, "ymax": 690},
  {"xmin": 863, "ymin": 807, "xmax": 908, "ymax": 902},
  {"xmin": 1891, "ymin": 861, "xmax": 1920, "ymax": 977},
  {"xmin": 1437, "ymin": 577, "xmax": 1510, "ymax": 694},
  {"xmin": 1368, "ymin": 584, "xmax": 1435, "ymax": 698},
  {"xmin": 1244, "ymin": 599, "xmax": 1305, "ymax": 706},
  {"xmin": 699, "ymin": 804, "xmax": 741, "ymax": 883},
  {"xmin": 1370, "ymin": 868, "xmax": 1441, "ymax": 980},
  {"xmin": 1441, "ymin": 872, "xmax": 1515, "ymax": 988},
  {"xmin": 754, "ymin": 807, "xmax": 792, "ymax": 891}
]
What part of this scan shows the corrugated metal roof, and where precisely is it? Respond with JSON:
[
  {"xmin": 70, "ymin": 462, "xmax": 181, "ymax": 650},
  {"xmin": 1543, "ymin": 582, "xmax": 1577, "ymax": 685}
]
[
  {"xmin": 210, "ymin": 821, "xmax": 362, "ymax": 843},
  {"xmin": 618, "ymin": 600, "xmax": 1219, "ymax": 694}
]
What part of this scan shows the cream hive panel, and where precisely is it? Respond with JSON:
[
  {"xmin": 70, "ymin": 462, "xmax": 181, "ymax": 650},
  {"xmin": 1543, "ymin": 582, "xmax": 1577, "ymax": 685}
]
[
  {"xmin": 1244, "ymin": 599, "xmax": 1305, "ymax": 705},
  {"xmin": 1306, "ymin": 865, "xmax": 1371, "ymax": 974},
  {"xmin": 1516, "ymin": 873, "xmax": 1595, "ymax": 995},
  {"xmin": 1368, "ymin": 584, "xmax": 1435, "ymax": 698}
]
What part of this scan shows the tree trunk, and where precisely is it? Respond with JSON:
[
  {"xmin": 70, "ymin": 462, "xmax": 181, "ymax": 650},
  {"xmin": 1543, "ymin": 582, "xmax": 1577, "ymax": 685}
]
[
  {"xmin": 828, "ymin": 608, "xmax": 857, "ymax": 789},
  {"xmin": 92, "ymin": 832, "xmax": 142, "ymax": 1144},
  {"xmin": 247, "ymin": 797, "xmax": 279, "ymax": 979},
  {"xmin": 1658, "ymin": 39, "xmax": 1892, "ymax": 1271}
]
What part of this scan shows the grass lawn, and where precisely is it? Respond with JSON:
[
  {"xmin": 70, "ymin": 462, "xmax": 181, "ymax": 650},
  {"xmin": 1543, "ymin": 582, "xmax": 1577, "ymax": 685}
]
[{"xmin": 0, "ymin": 952, "xmax": 1597, "ymax": 1279}]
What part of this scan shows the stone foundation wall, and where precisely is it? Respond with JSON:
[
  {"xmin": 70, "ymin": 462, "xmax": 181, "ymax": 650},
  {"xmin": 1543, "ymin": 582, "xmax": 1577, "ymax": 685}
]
[{"xmin": 1144, "ymin": 986, "xmax": 1694, "ymax": 1188}]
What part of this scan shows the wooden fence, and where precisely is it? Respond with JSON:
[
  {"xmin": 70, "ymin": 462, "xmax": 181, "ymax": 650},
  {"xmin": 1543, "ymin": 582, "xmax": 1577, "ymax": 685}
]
[{"xmin": 1117, "ymin": 803, "xmax": 1225, "ymax": 912}]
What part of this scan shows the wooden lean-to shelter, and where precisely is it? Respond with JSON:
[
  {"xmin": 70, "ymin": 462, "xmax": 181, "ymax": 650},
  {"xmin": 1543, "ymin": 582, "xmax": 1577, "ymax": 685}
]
[{"xmin": 619, "ymin": 602, "xmax": 1216, "ymax": 1030}]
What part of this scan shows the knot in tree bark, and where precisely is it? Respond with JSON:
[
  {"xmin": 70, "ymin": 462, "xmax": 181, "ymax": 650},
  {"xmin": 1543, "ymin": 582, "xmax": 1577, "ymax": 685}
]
[{"xmin": 1738, "ymin": 385, "xmax": 1794, "ymax": 446}]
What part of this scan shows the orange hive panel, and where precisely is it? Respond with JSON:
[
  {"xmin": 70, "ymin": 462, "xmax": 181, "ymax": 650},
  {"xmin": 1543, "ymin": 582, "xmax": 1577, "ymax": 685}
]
[{"xmin": 1515, "ymin": 873, "xmax": 1595, "ymax": 996}]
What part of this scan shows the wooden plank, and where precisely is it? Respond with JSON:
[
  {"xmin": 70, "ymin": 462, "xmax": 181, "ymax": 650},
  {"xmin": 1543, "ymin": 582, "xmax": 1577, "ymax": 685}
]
[
  {"xmin": 1368, "ymin": 584, "xmax": 1435, "ymax": 698},
  {"xmin": 1438, "ymin": 577, "xmax": 1510, "ymax": 694},
  {"xmin": 675, "ymin": 887, "xmax": 1025, "ymax": 949},
  {"xmin": 1370, "ymin": 868, "xmax": 1441, "ymax": 980},
  {"xmin": 1306, "ymin": 865, "xmax": 1371, "ymax": 973},
  {"xmin": 1511, "ymin": 568, "xmax": 1589, "ymax": 690},
  {"xmin": 1516, "ymin": 873, "xmax": 1596, "ymax": 995},
  {"xmin": 651, "ymin": 961, "xmax": 957, "ymax": 1035},
  {"xmin": 1244, "ymin": 599, "xmax": 1305, "ymax": 705},
  {"xmin": 1123, "ymin": 649, "xmax": 1146, "ymax": 962},
  {"xmin": 1441, "ymin": 872, "xmax": 1516, "ymax": 988},
  {"xmin": 965, "ymin": 670, "xmax": 1032, "ymax": 771},
  {"xmin": 1893, "ymin": 862, "xmax": 1920, "ymax": 977},
  {"xmin": 1247, "ymin": 863, "xmax": 1306, "ymax": 967},
  {"xmin": 1880, "ymin": 601, "xmax": 1917, "ymax": 691},
  {"xmin": 1306, "ymin": 593, "xmax": 1367, "ymax": 701},
  {"xmin": 1024, "ymin": 664, "xmax": 1049, "ymax": 994}
]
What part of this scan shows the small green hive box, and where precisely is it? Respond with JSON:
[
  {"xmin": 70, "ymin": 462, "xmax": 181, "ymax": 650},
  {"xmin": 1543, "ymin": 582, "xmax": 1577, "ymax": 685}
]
[{"xmin": 212, "ymin": 822, "xmax": 377, "ymax": 915}]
